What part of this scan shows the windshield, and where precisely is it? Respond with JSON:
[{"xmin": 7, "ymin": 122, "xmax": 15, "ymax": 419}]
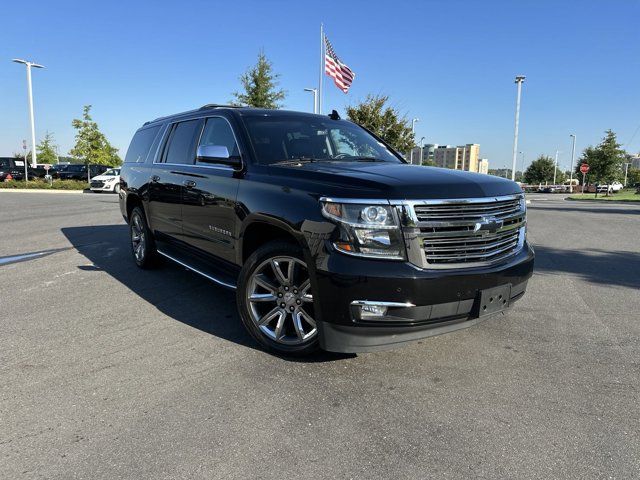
[
  {"xmin": 103, "ymin": 169, "xmax": 120, "ymax": 176},
  {"xmin": 242, "ymin": 115, "xmax": 403, "ymax": 165}
]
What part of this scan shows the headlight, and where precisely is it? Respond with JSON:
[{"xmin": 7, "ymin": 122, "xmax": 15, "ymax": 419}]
[{"xmin": 320, "ymin": 199, "xmax": 405, "ymax": 260}]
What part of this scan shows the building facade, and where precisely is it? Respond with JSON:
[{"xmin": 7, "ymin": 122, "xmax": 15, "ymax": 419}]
[{"xmin": 434, "ymin": 144, "xmax": 483, "ymax": 172}]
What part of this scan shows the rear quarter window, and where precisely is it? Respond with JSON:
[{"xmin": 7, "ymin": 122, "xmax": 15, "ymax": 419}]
[{"xmin": 124, "ymin": 125, "xmax": 161, "ymax": 163}]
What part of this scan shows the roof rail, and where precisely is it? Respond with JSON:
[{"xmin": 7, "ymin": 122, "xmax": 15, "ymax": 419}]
[{"xmin": 199, "ymin": 104, "xmax": 246, "ymax": 110}]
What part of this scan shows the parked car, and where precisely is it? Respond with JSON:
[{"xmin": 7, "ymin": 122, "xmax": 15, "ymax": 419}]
[
  {"xmin": 0, "ymin": 157, "xmax": 45, "ymax": 181},
  {"xmin": 90, "ymin": 168, "xmax": 121, "ymax": 193},
  {"xmin": 56, "ymin": 164, "xmax": 109, "ymax": 181},
  {"xmin": 119, "ymin": 105, "xmax": 534, "ymax": 356},
  {"xmin": 610, "ymin": 181, "xmax": 623, "ymax": 192}
]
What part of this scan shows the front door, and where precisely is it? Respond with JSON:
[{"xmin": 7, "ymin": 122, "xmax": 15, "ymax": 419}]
[{"xmin": 180, "ymin": 116, "xmax": 241, "ymax": 263}]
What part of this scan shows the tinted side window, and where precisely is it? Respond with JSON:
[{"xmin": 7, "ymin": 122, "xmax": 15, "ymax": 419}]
[
  {"xmin": 199, "ymin": 117, "xmax": 240, "ymax": 158},
  {"xmin": 164, "ymin": 120, "xmax": 201, "ymax": 165},
  {"xmin": 124, "ymin": 126, "xmax": 161, "ymax": 163}
]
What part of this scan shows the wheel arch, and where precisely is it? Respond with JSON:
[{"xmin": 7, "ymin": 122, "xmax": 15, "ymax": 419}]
[{"xmin": 239, "ymin": 217, "xmax": 308, "ymax": 265}]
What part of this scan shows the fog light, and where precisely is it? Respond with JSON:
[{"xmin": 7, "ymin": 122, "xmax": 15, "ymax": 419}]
[{"xmin": 360, "ymin": 304, "xmax": 388, "ymax": 317}]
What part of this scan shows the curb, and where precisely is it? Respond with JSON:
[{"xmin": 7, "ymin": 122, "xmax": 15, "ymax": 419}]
[
  {"xmin": 564, "ymin": 196, "xmax": 640, "ymax": 205},
  {"xmin": 0, "ymin": 188, "xmax": 87, "ymax": 194}
]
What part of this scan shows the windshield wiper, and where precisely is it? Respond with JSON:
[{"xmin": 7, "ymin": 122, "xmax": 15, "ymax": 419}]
[
  {"xmin": 272, "ymin": 157, "xmax": 317, "ymax": 166},
  {"xmin": 351, "ymin": 156, "xmax": 386, "ymax": 162}
]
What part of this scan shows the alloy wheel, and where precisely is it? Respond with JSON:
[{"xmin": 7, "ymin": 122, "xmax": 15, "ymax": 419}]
[
  {"xmin": 131, "ymin": 214, "xmax": 146, "ymax": 262},
  {"xmin": 247, "ymin": 256, "xmax": 317, "ymax": 345}
]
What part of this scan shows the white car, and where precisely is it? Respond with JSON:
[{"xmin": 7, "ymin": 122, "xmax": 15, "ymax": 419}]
[
  {"xmin": 90, "ymin": 168, "xmax": 121, "ymax": 193},
  {"xmin": 610, "ymin": 181, "xmax": 623, "ymax": 192}
]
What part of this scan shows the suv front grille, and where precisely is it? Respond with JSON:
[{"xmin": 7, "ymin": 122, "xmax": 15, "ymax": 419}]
[{"xmin": 397, "ymin": 195, "xmax": 526, "ymax": 269}]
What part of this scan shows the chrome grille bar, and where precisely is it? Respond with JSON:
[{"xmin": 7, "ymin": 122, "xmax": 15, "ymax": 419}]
[{"xmin": 394, "ymin": 194, "xmax": 526, "ymax": 269}]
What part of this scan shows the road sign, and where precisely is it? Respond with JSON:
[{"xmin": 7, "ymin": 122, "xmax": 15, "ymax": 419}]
[
  {"xmin": 580, "ymin": 163, "xmax": 590, "ymax": 174},
  {"xmin": 44, "ymin": 165, "xmax": 50, "ymax": 171}
]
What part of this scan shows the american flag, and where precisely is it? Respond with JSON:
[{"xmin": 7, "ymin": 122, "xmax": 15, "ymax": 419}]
[{"xmin": 324, "ymin": 35, "xmax": 355, "ymax": 93}]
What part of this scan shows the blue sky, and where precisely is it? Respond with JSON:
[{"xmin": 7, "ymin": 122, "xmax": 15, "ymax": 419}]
[{"xmin": 1, "ymin": 0, "xmax": 638, "ymax": 170}]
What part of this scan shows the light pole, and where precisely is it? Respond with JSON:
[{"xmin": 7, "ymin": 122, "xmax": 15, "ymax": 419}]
[
  {"xmin": 13, "ymin": 59, "xmax": 45, "ymax": 169},
  {"xmin": 511, "ymin": 75, "xmax": 526, "ymax": 181},
  {"xmin": 553, "ymin": 150, "xmax": 561, "ymax": 185},
  {"xmin": 304, "ymin": 88, "xmax": 318, "ymax": 114},
  {"xmin": 419, "ymin": 137, "xmax": 425, "ymax": 166},
  {"xmin": 410, "ymin": 118, "xmax": 419, "ymax": 164},
  {"xmin": 569, "ymin": 134, "xmax": 577, "ymax": 193},
  {"xmin": 519, "ymin": 151, "xmax": 525, "ymax": 181}
]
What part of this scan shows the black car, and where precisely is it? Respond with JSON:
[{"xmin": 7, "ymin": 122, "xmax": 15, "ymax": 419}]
[
  {"xmin": 119, "ymin": 105, "xmax": 534, "ymax": 356},
  {"xmin": 0, "ymin": 157, "xmax": 45, "ymax": 181},
  {"xmin": 55, "ymin": 164, "xmax": 108, "ymax": 181}
]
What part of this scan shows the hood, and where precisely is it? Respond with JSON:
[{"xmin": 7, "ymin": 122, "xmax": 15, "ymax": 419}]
[{"xmin": 269, "ymin": 161, "xmax": 521, "ymax": 199}]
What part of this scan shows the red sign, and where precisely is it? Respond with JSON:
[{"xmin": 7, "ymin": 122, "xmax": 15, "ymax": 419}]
[
  {"xmin": 44, "ymin": 165, "xmax": 50, "ymax": 171},
  {"xmin": 580, "ymin": 163, "xmax": 590, "ymax": 174}
]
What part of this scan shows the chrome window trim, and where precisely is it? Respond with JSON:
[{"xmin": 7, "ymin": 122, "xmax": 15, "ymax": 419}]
[{"xmin": 153, "ymin": 115, "xmax": 243, "ymax": 171}]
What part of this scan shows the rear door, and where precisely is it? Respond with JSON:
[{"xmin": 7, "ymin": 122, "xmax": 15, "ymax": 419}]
[
  {"xmin": 147, "ymin": 118, "xmax": 203, "ymax": 241},
  {"xmin": 180, "ymin": 116, "xmax": 242, "ymax": 263}
]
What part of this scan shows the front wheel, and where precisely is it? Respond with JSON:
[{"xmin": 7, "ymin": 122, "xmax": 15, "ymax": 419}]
[{"xmin": 237, "ymin": 242, "xmax": 319, "ymax": 356}]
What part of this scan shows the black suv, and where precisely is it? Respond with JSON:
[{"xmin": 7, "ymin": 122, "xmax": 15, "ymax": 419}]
[
  {"xmin": 55, "ymin": 164, "xmax": 108, "ymax": 180},
  {"xmin": 0, "ymin": 157, "xmax": 47, "ymax": 181},
  {"xmin": 119, "ymin": 105, "xmax": 534, "ymax": 356}
]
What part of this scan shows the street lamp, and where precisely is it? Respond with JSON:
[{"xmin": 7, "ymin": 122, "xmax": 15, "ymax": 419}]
[
  {"xmin": 410, "ymin": 119, "xmax": 419, "ymax": 164},
  {"xmin": 553, "ymin": 150, "xmax": 562, "ymax": 185},
  {"xmin": 303, "ymin": 88, "xmax": 318, "ymax": 114},
  {"xmin": 519, "ymin": 151, "xmax": 525, "ymax": 180},
  {"xmin": 510, "ymin": 75, "xmax": 526, "ymax": 181},
  {"xmin": 419, "ymin": 137, "xmax": 425, "ymax": 166},
  {"xmin": 13, "ymin": 58, "xmax": 45, "ymax": 169},
  {"xmin": 569, "ymin": 134, "xmax": 577, "ymax": 193}
]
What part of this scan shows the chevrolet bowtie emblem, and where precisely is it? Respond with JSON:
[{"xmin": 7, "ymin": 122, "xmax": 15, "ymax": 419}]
[{"xmin": 474, "ymin": 217, "xmax": 503, "ymax": 234}]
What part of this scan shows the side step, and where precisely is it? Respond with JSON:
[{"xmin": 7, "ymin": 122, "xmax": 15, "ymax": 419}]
[{"xmin": 156, "ymin": 244, "xmax": 239, "ymax": 290}]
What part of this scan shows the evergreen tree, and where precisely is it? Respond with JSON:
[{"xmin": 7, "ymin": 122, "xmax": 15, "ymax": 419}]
[
  {"xmin": 36, "ymin": 132, "xmax": 58, "ymax": 164},
  {"xmin": 232, "ymin": 51, "xmax": 286, "ymax": 108}
]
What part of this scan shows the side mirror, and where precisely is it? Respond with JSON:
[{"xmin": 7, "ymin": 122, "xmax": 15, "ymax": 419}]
[{"xmin": 196, "ymin": 145, "xmax": 241, "ymax": 168}]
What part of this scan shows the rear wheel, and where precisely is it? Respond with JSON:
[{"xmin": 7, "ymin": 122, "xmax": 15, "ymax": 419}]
[
  {"xmin": 237, "ymin": 242, "xmax": 319, "ymax": 356},
  {"xmin": 129, "ymin": 206, "xmax": 158, "ymax": 269}
]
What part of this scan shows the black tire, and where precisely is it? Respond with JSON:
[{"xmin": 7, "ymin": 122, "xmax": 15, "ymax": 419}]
[
  {"xmin": 129, "ymin": 206, "xmax": 159, "ymax": 269},
  {"xmin": 237, "ymin": 241, "xmax": 320, "ymax": 356}
]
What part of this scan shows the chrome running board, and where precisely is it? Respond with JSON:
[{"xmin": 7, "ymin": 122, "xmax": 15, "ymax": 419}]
[{"xmin": 157, "ymin": 249, "xmax": 237, "ymax": 290}]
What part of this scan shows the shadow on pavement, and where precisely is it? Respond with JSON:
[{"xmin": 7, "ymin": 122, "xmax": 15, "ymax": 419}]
[
  {"xmin": 533, "ymin": 245, "xmax": 640, "ymax": 289},
  {"xmin": 62, "ymin": 224, "xmax": 351, "ymax": 363}
]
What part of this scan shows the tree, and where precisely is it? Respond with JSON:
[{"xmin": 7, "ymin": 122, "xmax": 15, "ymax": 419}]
[
  {"xmin": 36, "ymin": 132, "xmax": 58, "ymax": 164},
  {"xmin": 574, "ymin": 130, "xmax": 625, "ymax": 185},
  {"xmin": 69, "ymin": 105, "xmax": 121, "ymax": 167},
  {"xmin": 346, "ymin": 95, "xmax": 415, "ymax": 153},
  {"xmin": 523, "ymin": 155, "xmax": 565, "ymax": 184},
  {"xmin": 232, "ymin": 51, "xmax": 286, "ymax": 108}
]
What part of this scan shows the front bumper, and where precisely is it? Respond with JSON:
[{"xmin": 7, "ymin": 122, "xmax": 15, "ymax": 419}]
[{"xmin": 313, "ymin": 242, "xmax": 534, "ymax": 353}]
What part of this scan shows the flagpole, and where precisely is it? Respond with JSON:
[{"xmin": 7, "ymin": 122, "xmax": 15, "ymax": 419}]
[{"xmin": 318, "ymin": 23, "xmax": 324, "ymax": 114}]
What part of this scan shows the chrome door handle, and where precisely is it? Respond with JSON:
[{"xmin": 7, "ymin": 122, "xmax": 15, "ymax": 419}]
[
  {"xmin": 150, "ymin": 175, "xmax": 160, "ymax": 182},
  {"xmin": 183, "ymin": 180, "xmax": 196, "ymax": 188}
]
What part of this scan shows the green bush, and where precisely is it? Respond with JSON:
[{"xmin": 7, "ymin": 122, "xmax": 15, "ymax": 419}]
[{"xmin": 0, "ymin": 179, "xmax": 87, "ymax": 190}]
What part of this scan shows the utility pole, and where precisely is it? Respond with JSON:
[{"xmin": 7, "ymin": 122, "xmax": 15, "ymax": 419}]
[
  {"xmin": 511, "ymin": 75, "xmax": 526, "ymax": 181},
  {"xmin": 553, "ymin": 150, "xmax": 559, "ymax": 185},
  {"xmin": 569, "ymin": 134, "xmax": 577, "ymax": 193},
  {"xmin": 13, "ymin": 59, "xmax": 45, "ymax": 168},
  {"xmin": 624, "ymin": 162, "xmax": 632, "ymax": 187}
]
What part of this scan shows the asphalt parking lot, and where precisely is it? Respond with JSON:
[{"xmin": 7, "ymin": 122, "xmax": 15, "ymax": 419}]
[{"xmin": 1, "ymin": 191, "xmax": 639, "ymax": 479}]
